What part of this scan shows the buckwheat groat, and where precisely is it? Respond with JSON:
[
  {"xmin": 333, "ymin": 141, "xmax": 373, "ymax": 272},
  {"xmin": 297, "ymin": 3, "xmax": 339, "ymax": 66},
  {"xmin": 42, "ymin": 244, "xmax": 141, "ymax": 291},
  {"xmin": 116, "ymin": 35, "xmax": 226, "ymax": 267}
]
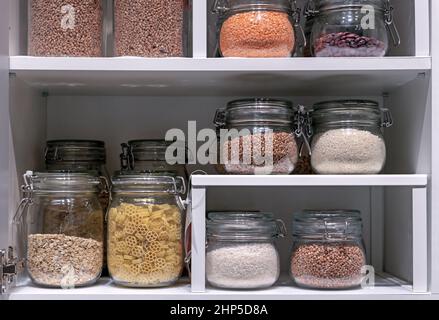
[{"xmin": 29, "ymin": 0, "xmax": 103, "ymax": 57}]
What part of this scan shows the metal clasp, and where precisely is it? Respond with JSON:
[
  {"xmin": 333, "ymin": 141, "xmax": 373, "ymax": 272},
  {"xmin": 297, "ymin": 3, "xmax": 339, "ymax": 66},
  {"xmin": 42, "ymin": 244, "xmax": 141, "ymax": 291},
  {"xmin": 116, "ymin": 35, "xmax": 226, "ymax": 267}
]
[
  {"xmin": 304, "ymin": 0, "xmax": 318, "ymax": 17},
  {"xmin": 381, "ymin": 108, "xmax": 393, "ymax": 128},
  {"xmin": 1, "ymin": 247, "xmax": 25, "ymax": 295},
  {"xmin": 294, "ymin": 105, "xmax": 313, "ymax": 155},
  {"xmin": 275, "ymin": 219, "xmax": 287, "ymax": 238},
  {"xmin": 120, "ymin": 143, "xmax": 131, "ymax": 171},
  {"xmin": 291, "ymin": 0, "xmax": 306, "ymax": 50},
  {"xmin": 212, "ymin": 0, "xmax": 229, "ymax": 14},
  {"xmin": 214, "ymin": 109, "xmax": 226, "ymax": 128},
  {"xmin": 384, "ymin": 0, "xmax": 401, "ymax": 47},
  {"xmin": 13, "ymin": 171, "xmax": 34, "ymax": 225}
]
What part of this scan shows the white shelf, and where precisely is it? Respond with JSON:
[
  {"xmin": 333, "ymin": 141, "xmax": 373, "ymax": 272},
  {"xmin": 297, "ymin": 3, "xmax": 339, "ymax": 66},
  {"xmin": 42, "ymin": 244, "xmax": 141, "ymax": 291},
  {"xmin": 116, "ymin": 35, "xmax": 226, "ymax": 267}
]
[
  {"xmin": 190, "ymin": 175, "xmax": 428, "ymax": 187},
  {"xmin": 9, "ymin": 57, "xmax": 432, "ymax": 96},
  {"xmin": 8, "ymin": 276, "xmax": 429, "ymax": 301}
]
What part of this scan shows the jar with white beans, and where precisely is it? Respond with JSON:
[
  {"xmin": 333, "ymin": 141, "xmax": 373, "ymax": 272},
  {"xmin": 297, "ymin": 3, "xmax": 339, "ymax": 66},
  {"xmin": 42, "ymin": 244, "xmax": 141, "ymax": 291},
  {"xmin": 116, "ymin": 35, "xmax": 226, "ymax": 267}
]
[
  {"xmin": 206, "ymin": 212, "xmax": 286, "ymax": 290},
  {"xmin": 310, "ymin": 100, "xmax": 393, "ymax": 174}
]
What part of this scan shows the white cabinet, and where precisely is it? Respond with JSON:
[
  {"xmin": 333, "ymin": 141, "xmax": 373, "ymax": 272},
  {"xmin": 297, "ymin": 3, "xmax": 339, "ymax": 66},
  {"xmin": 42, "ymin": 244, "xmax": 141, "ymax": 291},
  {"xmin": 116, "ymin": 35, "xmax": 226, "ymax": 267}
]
[{"xmin": 1, "ymin": 0, "xmax": 438, "ymax": 300}]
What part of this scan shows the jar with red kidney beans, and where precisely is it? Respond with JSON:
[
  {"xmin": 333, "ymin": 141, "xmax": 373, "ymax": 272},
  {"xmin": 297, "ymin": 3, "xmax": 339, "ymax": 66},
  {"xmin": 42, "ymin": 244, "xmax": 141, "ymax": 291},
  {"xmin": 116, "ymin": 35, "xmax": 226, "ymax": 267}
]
[{"xmin": 305, "ymin": 0, "xmax": 400, "ymax": 57}]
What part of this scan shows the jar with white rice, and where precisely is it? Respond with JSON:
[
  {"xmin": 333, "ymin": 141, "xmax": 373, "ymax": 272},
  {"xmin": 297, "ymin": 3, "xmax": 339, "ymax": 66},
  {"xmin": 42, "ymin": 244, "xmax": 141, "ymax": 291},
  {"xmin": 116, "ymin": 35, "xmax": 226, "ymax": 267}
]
[
  {"xmin": 206, "ymin": 212, "xmax": 286, "ymax": 290},
  {"xmin": 310, "ymin": 100, "xmax": 393, "ymax": 174}
]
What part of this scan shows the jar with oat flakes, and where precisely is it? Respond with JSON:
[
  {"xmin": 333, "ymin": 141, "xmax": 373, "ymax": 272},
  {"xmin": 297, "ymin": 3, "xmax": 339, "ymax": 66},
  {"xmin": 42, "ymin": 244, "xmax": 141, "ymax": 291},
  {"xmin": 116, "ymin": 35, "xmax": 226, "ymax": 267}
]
[
  {"xmin": 213, "ymin": 0, "xmax": 302, "ymax": 57},
  {"xmin": 16, "ymin": 171, "xmax": 104, "ymax": 288},
  {"xmin": 214, "ymin": 98, "xmax": 306, "ymax": 175},
  {"xmin": 28, "ymin": 0, "xmax": 104, "ymax": 57},
  {"xmin": 107, "ymin": 172, "xmax": 185, "ymax": 287}
]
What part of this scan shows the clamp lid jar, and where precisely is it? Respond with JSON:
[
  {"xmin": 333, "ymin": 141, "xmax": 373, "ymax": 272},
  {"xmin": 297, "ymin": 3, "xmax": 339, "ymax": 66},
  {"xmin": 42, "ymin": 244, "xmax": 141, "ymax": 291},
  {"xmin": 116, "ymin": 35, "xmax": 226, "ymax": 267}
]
[
  {"xmin": 310, "ymin": 100, "xmax": 393, "ymax": 174},
  {"xmin": 16, "ymin": 171, "xmax": 104, "ymax": 288},
  {"xmin": 107, "ymin": 172, "xmax": 185, "ymax": 288},
  {"xmin": 213, "ymin": 0, "xmax": 302, "ymax": 57},
  {"xmin": 120, "ymin": 140, "xmax": 189, "ymax": 181},
  {"xmin": 305, "ymin": 0, "xmax": 400, "ymax": 57},
  {"xmin": 290, "ymin": 210, "xmax": 366, "ymax": 289},
  {"xmin": 214, "ymin": 98, "xmax": 304, "ymax": 175},
  {"xmin": 206, "ymin": 212, "xmax": 286, "ymax": 289}
]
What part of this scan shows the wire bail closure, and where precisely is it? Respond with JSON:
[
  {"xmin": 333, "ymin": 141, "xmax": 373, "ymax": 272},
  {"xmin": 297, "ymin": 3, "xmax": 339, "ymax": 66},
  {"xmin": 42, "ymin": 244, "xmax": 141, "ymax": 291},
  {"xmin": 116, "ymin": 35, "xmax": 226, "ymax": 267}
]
[{"xmin": 323, "ymin": 220, "xmax": 350, "ymax": 241}]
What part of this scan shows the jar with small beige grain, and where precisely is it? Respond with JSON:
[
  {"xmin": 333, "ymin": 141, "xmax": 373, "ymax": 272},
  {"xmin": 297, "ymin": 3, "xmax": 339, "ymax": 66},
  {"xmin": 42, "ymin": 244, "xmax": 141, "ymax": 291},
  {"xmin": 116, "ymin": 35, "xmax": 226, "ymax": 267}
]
[{"xmin": 213, "ymin": 0, "xmax": 302, "ymax": 57}]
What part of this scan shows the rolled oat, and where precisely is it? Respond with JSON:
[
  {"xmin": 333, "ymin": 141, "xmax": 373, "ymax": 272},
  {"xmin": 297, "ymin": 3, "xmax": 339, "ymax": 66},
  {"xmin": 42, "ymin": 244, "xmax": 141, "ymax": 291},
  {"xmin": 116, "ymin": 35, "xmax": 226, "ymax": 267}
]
[{"xmin": 27, "ymin": 234, "xmax": 103, "ymax": 287}]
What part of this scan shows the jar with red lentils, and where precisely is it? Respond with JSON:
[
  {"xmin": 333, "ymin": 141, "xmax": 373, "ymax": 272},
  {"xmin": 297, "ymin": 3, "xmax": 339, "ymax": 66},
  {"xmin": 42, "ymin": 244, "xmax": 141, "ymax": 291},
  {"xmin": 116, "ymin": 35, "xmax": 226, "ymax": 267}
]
[{"xmin": 212, "ymin": 0, "xmax": 302, "ymax": 58}]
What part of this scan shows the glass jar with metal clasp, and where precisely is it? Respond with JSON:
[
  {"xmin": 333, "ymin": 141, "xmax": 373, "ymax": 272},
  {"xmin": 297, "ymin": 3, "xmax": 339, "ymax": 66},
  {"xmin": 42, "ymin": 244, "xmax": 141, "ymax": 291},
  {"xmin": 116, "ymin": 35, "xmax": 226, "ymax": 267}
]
[
  {"xmin": 212, "ymin": 0, "xmax": 305, "ymax": 57},
  {"xmin": 310, "ymin": 100, "xmax": 393, "ymax": 174},
  {"xmin": 107, "ymin": 172, "xmax": 186, "ymax": 287},
  {"xmin": 290, "ymin": 210, "xmax": 366, "ymax": 289},
  {"xmin": 14, "ymin": 171, "xmax": 105, "ymax": 288},
  {"xmin": 206, "ymin": 212, "xmax": 286, "ymax": 289},
  {"xmin": 305, "ymin": 0, "xmax": 400, "ymax": 57}
]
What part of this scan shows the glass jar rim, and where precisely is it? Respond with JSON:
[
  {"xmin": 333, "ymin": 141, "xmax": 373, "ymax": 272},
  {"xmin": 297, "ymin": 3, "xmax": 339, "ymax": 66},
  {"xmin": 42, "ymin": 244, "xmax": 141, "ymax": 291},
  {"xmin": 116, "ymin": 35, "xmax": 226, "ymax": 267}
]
[
  {"xmin": 311, "ymin": 99, "xmax": 384, "ymax": 126},
  {"xmin": 216, "ymin": 98, "xmax": 296, "ymax": 126},
  {"xmin": 215, "ymin": 0, "xmax": 294, "ymax": 14},
  {"xmin": 312, "ymin": 0, "xmax": 389, "ymax": 13},
  {"xmin": 111, "ymin": 171, "xmax": 185, "ymax": 194},
  {"xmin": 293, "ymin": 210, "xmax": 363, "ymax": 239},
  {"xmin": 45, "ymin": 139, "xmax": 106, "ymax": 165},
  {"xmin": 207, "ymin": 212, "xmax": 285, "ymax": 240},
  {"xmin": 25, "ymin": 171, "xmax": 102, "ymax": 193},
  {"xmin": 124, "ymin": 139, "xmax": 188, "ymax": 162}
]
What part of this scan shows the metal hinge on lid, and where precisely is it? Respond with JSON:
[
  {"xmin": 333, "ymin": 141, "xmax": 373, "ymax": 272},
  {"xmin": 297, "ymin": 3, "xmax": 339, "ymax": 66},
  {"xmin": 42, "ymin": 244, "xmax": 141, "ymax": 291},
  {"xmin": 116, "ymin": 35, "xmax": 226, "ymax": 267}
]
[{"xmin": 1, "ymin": 247, "xmax": 25, "ymax": 295}]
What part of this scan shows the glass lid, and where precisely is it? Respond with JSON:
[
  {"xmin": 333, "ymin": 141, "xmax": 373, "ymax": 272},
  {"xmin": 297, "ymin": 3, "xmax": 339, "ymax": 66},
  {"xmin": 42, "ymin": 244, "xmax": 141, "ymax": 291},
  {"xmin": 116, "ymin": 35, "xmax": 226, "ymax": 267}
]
[
  {"xmin": 311, "ymin": 0, "xmax": 388, "ymax": 11},
  {"xmin": 207, "ymin": 212, "xmax": 286, "ymax": 240},
  {"xmin": 214, "ymin": 0, "xmax": 294, "ymax": 13},
  {"xmin": 311, "ymin": 99, "xmax": 384, "ymax": 126},
  {"xmin": 123, "ymin": 139, "xmax": 188, "ymax": 163},
  {"xmin": 45, "ymin": 140, "xmax": 106, "ymax": 164},
  {"xmin": 111, "ymin": 171, "xmax": 185, "ymax": 194},
  {"xmin": 24, "ymin": 171, "xmax": 102, "ymax": 193},
  {"xmin": 293, "ymin": 210, "xmax": 363, "ymax": 239},
  {"xmin": 215, "ymin": 98, "xmax": 295, "ymax": 126}
]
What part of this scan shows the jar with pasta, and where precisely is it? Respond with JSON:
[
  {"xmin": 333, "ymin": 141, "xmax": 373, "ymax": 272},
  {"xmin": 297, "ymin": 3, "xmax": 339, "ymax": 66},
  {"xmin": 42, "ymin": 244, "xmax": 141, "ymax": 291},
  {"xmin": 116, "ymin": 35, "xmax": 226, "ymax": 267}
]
[{"xmin": 107, "ymin": 172, "xmax": 185, "ymax": 287}]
